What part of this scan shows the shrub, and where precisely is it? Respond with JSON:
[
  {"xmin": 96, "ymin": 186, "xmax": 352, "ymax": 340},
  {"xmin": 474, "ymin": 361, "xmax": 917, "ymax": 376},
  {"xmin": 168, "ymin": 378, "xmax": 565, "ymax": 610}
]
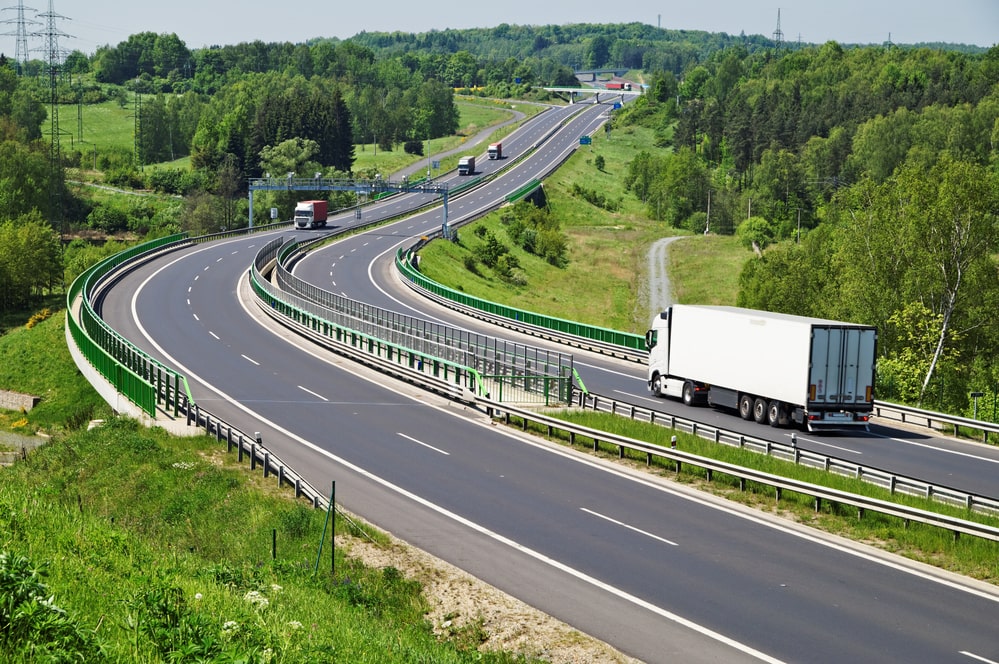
[{"xmin": 0, "ymin": 551, "xmax": 102, "ymax": 661}]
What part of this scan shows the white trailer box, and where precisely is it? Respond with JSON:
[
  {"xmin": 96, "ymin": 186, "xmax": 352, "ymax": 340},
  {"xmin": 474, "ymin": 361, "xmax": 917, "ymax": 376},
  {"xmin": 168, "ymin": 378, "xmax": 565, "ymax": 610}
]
[{"xmin": 648, "ymin": 305, "xmax": 877, "ymax": 429}]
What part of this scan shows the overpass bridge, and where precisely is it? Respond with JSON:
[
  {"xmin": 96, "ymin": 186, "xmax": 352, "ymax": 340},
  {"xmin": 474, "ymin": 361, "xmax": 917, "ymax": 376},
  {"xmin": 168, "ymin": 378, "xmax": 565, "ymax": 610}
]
[
  {"xmin": 542, "ymin": 86, "xmax": 641, "ymax": 103},
  {"xmin": 573, "ymin": 68, "xmax": 630, "ymax": 81}
]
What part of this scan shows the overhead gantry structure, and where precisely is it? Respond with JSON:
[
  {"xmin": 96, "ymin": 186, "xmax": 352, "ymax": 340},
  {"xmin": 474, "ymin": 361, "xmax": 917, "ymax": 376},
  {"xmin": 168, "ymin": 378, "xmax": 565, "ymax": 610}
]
[{"xmin": 247, "ymin": 175, "xmax": 449, "ymax": 229}]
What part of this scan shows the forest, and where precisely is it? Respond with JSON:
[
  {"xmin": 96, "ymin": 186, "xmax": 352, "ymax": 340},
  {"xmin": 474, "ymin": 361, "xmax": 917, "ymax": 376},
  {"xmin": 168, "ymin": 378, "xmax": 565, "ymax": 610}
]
[{"xmin": 0, "ymin": 23, "xmax": 997, "ymax": 415}]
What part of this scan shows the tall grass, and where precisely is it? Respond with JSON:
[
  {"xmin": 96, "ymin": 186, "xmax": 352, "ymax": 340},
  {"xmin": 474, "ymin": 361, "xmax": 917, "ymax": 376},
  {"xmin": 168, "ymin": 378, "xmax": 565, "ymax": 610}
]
[
  {"xmin": 0, "ymin": 311, "xmax": 537, "ymax": 663},
  {"xmin": 1, "ymin": 419, "xmax": 535, "ymax": 662}
]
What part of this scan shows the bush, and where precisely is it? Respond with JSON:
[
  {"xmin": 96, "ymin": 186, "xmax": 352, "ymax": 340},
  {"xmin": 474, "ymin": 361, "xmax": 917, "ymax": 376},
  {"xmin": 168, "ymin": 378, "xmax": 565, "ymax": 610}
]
[
  {"xmin": 403, "ymin": 140, "xmax": 424, "ymax": 156},
  {"xmin": 0, "ymin": 551, "xmax": 102, "ymax": 661},
  {"xmin": 86, "ymin": 204, "xmax": 129, "ymax": 233}
]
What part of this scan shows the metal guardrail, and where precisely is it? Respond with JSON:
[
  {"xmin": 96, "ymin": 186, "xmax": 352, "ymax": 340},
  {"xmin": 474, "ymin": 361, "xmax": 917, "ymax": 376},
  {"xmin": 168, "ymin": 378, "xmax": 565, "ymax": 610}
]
[
  {"xmin": 873, "ymin": 401, "xmax": 999, "ymax": 444},
  {"xmin": 485, "ymin": 399, "xmax": 999, "ymax": 541},
  {"xmin": 251, "ymin": 236, "xmax": 485, "ymax": 402},
  {"xmin": 182, "ymin": 401, "xmax": 330, "ymax": 510},
  {"xmin": 578, "ymin": 391, "xmax": 999, "ymax": 516},
  {"xmin": 273, "ymin": 238, "xmax": 574, "ymax": 403}
]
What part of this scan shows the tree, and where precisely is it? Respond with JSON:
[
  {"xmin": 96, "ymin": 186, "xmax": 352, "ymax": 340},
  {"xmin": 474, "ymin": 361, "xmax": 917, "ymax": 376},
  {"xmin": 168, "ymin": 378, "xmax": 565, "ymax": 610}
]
[
  {"xmin": 833, "ymin": 156, "xmax": 999, "ymax": 404},
  {"xmin": 0, "ymin": 213, "xmax": 63, "ymax": 312}
]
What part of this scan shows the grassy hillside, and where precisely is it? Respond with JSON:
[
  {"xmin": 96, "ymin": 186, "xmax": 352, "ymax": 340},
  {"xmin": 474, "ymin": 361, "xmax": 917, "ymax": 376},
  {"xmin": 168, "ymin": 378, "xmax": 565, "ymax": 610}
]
[
  {"xmin": 0, "ymin": 309, "xmax": 111, "ymax": 433},
  {"xmin": 417, "ymin": 123, "xmax": 752, "ymax": 334},
  {"xmin": 0, "ymin": 313, "xmax": 545, "ymax": 663}
]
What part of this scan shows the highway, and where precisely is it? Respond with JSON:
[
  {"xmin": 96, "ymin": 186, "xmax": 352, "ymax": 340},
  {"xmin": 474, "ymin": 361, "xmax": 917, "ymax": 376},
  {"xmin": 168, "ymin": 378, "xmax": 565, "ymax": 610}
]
[{"xmin": 95, "ymin": 99, "xmax": 999, "ymax": 663}]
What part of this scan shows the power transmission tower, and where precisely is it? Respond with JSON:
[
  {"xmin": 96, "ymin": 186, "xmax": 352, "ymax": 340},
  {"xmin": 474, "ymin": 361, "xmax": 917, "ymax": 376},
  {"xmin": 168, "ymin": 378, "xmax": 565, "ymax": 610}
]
[
  {"xmin": 772, "ymin": 8, "xmax": 784, "ymax": 54},
  {"xmin": 33, "ymin": 0, "xmax": 71, "ymax": 237},
  {"xmin": 1, "ymin": 1, "xmax": 39, "ymax": 74}
]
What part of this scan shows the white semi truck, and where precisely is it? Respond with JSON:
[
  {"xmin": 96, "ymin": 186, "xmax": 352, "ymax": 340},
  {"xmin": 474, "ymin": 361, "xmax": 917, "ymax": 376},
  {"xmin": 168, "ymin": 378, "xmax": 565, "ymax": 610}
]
[{"xmin": 646, "ymin": 305, "xmax": 877, "ymax": 431}]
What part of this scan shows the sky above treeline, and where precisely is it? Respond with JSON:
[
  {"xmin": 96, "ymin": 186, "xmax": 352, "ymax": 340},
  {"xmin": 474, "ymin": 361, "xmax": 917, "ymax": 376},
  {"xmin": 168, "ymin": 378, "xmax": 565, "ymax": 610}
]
[{"xmin": 5, "ymin": 0, "xmax": 997, "ymax": 59}]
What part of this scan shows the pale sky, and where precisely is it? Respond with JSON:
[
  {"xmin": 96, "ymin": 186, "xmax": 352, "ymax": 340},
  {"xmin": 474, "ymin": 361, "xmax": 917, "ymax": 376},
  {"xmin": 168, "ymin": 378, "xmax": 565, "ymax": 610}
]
[{"xmin": 5, "ymin": 0, "xmax": 997, "ymax": 58}]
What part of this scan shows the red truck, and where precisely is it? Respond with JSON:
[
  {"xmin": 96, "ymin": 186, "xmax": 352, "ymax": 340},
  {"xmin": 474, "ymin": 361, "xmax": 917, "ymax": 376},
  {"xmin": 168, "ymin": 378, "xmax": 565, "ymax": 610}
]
[
  {"xmin": 605, "ymin": 82, "xmax": 632, "ymax": 90},
  {"xmin": 294, "ymin": 200, "xmax": 328, "ymax": 229}
]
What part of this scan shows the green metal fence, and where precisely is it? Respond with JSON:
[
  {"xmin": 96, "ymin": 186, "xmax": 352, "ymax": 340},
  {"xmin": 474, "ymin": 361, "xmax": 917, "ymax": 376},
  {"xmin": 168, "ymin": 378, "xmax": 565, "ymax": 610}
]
[
  {"xmin": 67, "ymin": 234, "xmax": 194, "ymax": 417},
  {"xmin": 396, "ymin": 247, "xmax": 645, "ymax": 352}
]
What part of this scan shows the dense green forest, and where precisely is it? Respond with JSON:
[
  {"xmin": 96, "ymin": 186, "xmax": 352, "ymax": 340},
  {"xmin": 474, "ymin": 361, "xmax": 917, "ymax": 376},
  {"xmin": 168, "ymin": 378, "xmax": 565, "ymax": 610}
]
[{"xmin": 1, "ymin": 23, "xmax": 997, "ymax": 415}]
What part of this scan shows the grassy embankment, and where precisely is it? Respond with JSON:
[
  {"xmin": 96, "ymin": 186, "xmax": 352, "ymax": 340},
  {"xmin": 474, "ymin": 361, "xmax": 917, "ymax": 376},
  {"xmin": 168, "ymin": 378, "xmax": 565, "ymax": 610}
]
[
  {"xmin": 416, "ymin": 121, "xmax": 748, "ymax": 334},
  {"xmin": 0, "ymin": 313, "xmax": 540, "ymax": 663}
]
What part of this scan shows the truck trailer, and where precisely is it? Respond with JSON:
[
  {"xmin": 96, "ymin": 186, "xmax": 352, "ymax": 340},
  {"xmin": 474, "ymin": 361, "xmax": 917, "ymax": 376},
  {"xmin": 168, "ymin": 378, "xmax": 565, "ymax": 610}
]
[
  {"xmin": 458, "ymin": 156, "xmax": 475, "ymax": 175},
  {"xmin": 294, "ymin": 200, "xmax": 328, "ymax": 229},
  {"xmin": 646, "ymin": 305, "xmax": 877, "ymax": 431},
  {"xmin": 488, "ymin": 142, "xmax": 502, "ymax": 160}
]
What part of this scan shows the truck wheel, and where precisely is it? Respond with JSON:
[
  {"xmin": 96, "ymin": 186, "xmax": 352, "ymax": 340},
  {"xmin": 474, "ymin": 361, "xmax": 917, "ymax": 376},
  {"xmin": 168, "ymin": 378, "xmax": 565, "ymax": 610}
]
[
  {"xmin": 682, "ymin": 382, "xmax": 695, "ymax": 406},
  {"xmin": 753, "ymin": 398, "xmax": 768, "ymax": 424},
  {"xmin": 738, "ymin": 394, "xmax": 754, "ymax": 420},
  {"xmin": 651, "ymin": 375, "xmax": 663, "ymax": 397},
  {"xmin": 767, "ymin": 401, "xmax": 782, "ymax": 427}
]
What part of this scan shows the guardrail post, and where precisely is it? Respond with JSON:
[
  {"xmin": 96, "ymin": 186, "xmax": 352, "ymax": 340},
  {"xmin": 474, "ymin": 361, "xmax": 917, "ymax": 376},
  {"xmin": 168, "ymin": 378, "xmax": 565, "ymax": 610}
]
[
  {"xmin": 775, "ymin": 487, "xmax": 782, "ymax": 502},
  {"xmin": 814, "ymin": 497, "xmax": 821, "ymax": 512},
  {"xmin": 278, "ymin": 465, "xmax": 285, "ymax": 487},
  {"xmin": 262, "ymin": 451, "xmax": 270, "ymax": 478},
  {"xmin": 250, "ymin": 444, "xmax": 257, "ymax": 470}
]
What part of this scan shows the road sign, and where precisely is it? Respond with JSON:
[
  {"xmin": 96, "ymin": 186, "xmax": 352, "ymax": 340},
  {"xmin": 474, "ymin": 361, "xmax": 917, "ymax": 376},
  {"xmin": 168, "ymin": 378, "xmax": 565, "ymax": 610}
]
[{"xmin": 579, "ymin": 136, "xmax": 592, "ymax": 145}]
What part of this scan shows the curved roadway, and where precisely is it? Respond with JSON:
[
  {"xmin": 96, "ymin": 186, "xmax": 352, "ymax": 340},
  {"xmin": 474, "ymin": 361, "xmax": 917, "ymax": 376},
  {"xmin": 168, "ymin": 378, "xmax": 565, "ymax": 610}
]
[{"xmin": 97, "ymin": 99, "xmax": 999, "ymax": 663}]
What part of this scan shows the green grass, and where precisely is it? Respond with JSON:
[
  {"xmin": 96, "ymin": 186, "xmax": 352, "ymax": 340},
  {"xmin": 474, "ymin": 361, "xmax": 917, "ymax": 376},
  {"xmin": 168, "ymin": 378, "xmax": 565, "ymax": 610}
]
[
  {"xmin": 312, "ymin": 98, "xmax": 522, "ymax": 179},
  {"xmin": 534, "ymin": 409, "xmax": 999, "ymax": 583},
  {"xmin": 48, "ymin": 97, "xmax": 526, "ymax": 179},
  {"xmin": 45, "ymin": 100, "xmax": 139, "ymax": 157},
  {"xmin": 0, "ymin": 309, "xmax": 111, "ymax": 433},
  {"xmin": 1, "ymin": 419, "xmax": 536, "ymax": 663},
  {"xmin": 0, "ymin": 307, "xmax": 538, "ymax": 663},
  {"xmin": 417, "ymin": 122, "xmax": 753, "ymax": 334},
  {"xmin": 668, "ymin": 234, "xmax": 748, "ymax": 305}
]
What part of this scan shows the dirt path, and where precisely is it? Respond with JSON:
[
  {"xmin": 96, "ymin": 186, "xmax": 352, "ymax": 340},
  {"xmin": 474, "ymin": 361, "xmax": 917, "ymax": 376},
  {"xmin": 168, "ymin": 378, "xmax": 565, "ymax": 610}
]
[{"xmin": 646, "ymin": 236, "xmax": 684, "ymax": 315}]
